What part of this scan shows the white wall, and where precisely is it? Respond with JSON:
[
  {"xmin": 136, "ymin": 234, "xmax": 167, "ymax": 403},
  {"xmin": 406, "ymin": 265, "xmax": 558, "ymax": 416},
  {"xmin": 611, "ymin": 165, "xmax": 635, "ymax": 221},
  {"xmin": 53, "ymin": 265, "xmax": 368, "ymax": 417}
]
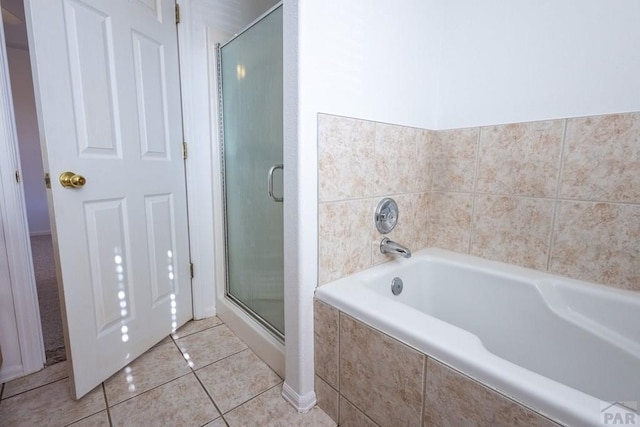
[
  {"xmin": 437, "ymin": 0, "xmax": 640, "ymax": 128},
  {"xmin": 7, "ymin": 47, "xmax": 47, "ymax": 235},
  {"xmin": 297, "ymin": 0, "xmax": 442, "ymax": 129},
  {"xmin": 296, "ymin": 0, "xmax": 640, "ymax": 132}
]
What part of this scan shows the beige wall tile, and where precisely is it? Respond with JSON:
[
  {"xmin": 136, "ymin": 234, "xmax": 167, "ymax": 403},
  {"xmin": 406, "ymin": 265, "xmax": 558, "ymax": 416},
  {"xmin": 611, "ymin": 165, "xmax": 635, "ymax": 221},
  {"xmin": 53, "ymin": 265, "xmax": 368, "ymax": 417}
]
[
  {"xmin": 314, "ymin": 299, "xmax": 340, "ymax": 388},
  {"xmin": 417, "ymin": 129, "xmax": 435, "ymax": 191},
  {"xmin": 424, "ymin": 359, "xmax": 559, "ymax": 426},
  {"xmin": 561, "ymin": 113, "xmax": 640, "ymax": 203},
  {"xmin": 318, "ymin": 114, "xmax": 376, "ymax": 202},
  {"xmin": 427, "ymin": 192, "xmax": 473, "ymax": 253},
  {"xmin": 316, "ymin": 376, "xmax": 339, "ymax": 424},
  {"xmin": 340, "ymin": 397, "xmax": 379, "ymax": 427},
  {"xmin": 339, "ymin": 314, "xmax": 424, "ymax": 427},
  {"xmin": 550, "ymin": 201, "xmax": 640, "ymax": 291},
  {"xmin": 372, "ymin": 192, "xmax": 429, "ymax": 265},
  {"xmin": 432, "ymin": 128, "xmax": 479, "ymax": 192},
  {"xmin": 477, "ymin": 120, "xmax": 564, "ymax": 197},
  {"xmin": 319, "ymin": 199, "xmax": 373, "ymax": 284},
  {"xmin": 471, "ymin": 195, "xmax": 554, "ymax": 270},
  {"xmin": 316, "ymin": 112, "xmax": 640, "ymax": 291},
  {"xmin": 374, "ymin": 123, "xmax": 430, "ymax": 194}
]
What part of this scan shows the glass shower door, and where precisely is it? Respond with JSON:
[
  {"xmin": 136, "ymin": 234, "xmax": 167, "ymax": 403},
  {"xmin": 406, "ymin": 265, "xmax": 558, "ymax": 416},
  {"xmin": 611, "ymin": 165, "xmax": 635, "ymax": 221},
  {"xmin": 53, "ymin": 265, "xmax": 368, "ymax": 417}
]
[{"xmin": 219, "ymin": 6, "xmax": 284, "ymax": 338}]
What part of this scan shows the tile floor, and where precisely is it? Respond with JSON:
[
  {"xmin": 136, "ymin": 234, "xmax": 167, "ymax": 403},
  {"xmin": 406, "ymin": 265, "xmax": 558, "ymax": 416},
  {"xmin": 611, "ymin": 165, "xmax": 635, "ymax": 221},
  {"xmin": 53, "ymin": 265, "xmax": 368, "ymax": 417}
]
[{"xmin": 0, "ymin": 317, "xmax": 335, "ymax": 427}]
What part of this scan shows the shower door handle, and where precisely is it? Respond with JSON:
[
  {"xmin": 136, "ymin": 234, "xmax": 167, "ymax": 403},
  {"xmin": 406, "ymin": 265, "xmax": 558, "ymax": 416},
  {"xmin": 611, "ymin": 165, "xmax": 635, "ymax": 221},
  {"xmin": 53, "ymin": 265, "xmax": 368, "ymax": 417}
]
[{"xmin": 267, "ymin": 164, "xmax": 283, "ymax": 202}]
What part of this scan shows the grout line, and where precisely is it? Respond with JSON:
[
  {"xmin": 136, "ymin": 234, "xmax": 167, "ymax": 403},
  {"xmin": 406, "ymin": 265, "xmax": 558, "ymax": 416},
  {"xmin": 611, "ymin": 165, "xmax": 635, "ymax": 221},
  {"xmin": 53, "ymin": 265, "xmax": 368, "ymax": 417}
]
[
  {"xmin": 468, "ymin": 126, "xmax": 483, "ymax": 254},
  {"xmin": 0, "ymin": 376, "xmax": 68, "ymax": 400},
  {"xmin": 61, "ymin": 411, "xmax": 107, "ymax": 427},
  {"xmin": 547, "ymin": 201, "xmax": 560, "ymax": 274},
  {"xmin": 200, "ymin": 380, "xmax": 286, "ymax": 425},
  {"xmin": 102, "ymin": 383, "xmax": 114, "ymax": 426},
  {"xmin": 202, "ymin": 416, "xmax": 229, "ymax": 427},
  {"xmin": 555, "ymin": 119, "xmax": 569, "ymax": 201},
  {"xmin": 233, "ymin": 382, "xmax": 282, "ymax": 410},
  {"xmin": 170, "ymin": 320, "xmax": 251, "ymax": 371},
  {"xmin": 177, "ymin": 323, "xmax": 267, "ymax": 424},
  {"xmin": 421, "ymin": 356, "xmax": 428, "ymax": 427},
  {"xmin": 182, "ymin": 346, "xmax": 249, "ymax": 373},
  {"xmin": 191, "ymin": 367, "xmax": 226, "ymax": 424},
  {"xmin": 171, "ymin": 321, "xmax": 224, "ymax": 341},
  {"xmin": 321, "ymin": 190, "xmax": 438, "ymax": 205},
  {"xmin": 106, "ymin": 371, "xmax": 193, "ymax": 408},
  {"xmin": 336, "ymin": 311, "xmax": 341, "ymax": 423},
  {"xmin": 221, "ymin": 380, "xmax": 285, "ymax": 417},
  {"xmin": 341, "ymin": 395, "xmax": 381, "ymax": 427},
  {"xmin": 0, "ymin": 382, "xmax": 4, "ymax": 400},
  {"xmin": 552, "ymin": 198, "xmax": 640, "ymax": 207},
  {"xmin": 424, "ymin": 132, "xmax": 435, "ymax": 249},
  {"xmin": 546, "ymin": 119, "xmax": 570, "ymax": 272},
  {"xmin": 417, "ymin": 190, "xmax": 640, "ymax": 207}
]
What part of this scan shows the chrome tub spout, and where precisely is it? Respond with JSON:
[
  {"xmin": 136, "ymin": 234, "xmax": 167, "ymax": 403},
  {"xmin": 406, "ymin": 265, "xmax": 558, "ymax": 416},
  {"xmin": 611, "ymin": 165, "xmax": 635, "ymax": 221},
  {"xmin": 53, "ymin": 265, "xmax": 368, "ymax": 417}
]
[{"xmin": 380, "ymin": 237, "xmax": 412, "ymax": 258}]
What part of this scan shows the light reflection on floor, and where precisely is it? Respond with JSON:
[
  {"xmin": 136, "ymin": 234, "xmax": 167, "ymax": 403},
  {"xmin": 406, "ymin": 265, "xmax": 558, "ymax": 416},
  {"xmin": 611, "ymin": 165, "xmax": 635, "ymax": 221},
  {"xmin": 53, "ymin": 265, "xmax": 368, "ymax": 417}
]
[{"xmin": 0, "ymin": 317, "xmax": 335, "ymax": 426}]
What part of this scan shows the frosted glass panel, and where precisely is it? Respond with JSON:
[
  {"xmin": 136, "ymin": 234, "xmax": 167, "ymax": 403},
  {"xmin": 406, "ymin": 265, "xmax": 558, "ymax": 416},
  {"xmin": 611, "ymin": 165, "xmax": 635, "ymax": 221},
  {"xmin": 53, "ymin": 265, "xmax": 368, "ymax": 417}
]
[{"xmin": 220, "ymin": 6, "xmax": 284, "ymax": 336}]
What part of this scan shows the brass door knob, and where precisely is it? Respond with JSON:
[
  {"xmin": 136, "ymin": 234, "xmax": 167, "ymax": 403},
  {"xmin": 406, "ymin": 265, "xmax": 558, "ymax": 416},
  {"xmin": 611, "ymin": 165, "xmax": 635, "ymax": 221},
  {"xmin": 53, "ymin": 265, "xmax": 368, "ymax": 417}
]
[{"xmin": 59, "ymin": 172, "xmax": 86, "ymax": 188}]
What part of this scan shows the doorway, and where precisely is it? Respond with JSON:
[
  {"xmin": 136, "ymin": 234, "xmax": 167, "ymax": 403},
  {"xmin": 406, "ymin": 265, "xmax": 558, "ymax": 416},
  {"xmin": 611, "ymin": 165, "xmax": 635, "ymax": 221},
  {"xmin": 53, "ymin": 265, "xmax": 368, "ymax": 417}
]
[{"xmin": 2, "ymin": 0, "xmax": 64, "ymax": 366}]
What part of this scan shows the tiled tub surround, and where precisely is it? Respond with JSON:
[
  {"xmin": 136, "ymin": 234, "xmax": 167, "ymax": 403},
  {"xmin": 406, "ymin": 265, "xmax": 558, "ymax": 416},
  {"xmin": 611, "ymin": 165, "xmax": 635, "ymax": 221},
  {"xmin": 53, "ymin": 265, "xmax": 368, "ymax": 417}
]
[
  {"xmin": 317, "ymin": 112, "xmax": 640, "ymax": 291},
  {"xmin": 314, "ymin": 300, "xmax": 560, "ymax": 427},
  {"xmin": 314, "ymin": 250, "xmax": 640, "ymax": 426}
]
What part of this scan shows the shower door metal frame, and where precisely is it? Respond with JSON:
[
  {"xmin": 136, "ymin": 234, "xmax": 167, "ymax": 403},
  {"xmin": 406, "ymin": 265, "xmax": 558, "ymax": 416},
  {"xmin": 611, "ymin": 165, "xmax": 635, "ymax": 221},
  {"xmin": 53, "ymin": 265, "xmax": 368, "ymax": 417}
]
[{"xmin": 215, "ymin": 3, "xmax": 284, "ymax": 342}]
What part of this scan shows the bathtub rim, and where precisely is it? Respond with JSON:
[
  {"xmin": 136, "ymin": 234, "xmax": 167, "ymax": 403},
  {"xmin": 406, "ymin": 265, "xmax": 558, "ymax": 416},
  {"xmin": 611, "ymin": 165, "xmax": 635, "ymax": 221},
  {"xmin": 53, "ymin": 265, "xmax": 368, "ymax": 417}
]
[{"xmin": 315, "ymin": 247, "xmax": 639, "ymax": 426}]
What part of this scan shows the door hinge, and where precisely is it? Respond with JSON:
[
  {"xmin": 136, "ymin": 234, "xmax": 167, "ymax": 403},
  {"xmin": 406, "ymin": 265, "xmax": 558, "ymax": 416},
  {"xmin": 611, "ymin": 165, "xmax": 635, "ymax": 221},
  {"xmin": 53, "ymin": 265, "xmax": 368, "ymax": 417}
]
[
  {"xmin": 175, "ymin": 4, "xmax": 180, "ymax": 24},
  {"xmin": 189, "ymin": 262, "xmax": 194, "ymax": 279},
  {"xmin": 182, "ymin": 142, "xmax": 188, "ymax": 160},
  {"xmin": 44, "ymin": 173, "xmax": 51, "ymax": 189},
  {"xmin": 15, "ymin": 170, "xmax": 20, "ymax": 183}
]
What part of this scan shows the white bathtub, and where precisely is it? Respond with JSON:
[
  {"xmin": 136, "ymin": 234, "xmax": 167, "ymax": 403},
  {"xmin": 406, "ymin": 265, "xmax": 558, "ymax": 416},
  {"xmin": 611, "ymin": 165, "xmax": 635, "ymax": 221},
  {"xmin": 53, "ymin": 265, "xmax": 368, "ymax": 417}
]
[{"xmin": 315, "ymin": 248, "xmax": 640, "ymax": 426}]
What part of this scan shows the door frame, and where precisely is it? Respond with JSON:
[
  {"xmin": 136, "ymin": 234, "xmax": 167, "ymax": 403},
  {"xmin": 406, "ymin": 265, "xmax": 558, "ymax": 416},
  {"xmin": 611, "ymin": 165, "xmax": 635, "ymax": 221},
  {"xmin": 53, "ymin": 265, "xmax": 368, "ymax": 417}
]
[
  {"xmin": 175, "ymin": 0, "xmax": 216, "ymax": 320},
  {"xmin": 0, "ymin": 15, "xmax": 45, "ymax": 381},
  {"xmin": 1, "ymin": 0, "xmax": 217, "ymax": 381}
]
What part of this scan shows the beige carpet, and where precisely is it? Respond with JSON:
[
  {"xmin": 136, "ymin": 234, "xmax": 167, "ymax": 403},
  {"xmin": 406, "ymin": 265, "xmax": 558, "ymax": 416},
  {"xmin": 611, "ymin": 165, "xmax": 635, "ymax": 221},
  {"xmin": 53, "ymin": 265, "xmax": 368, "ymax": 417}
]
[{"xmin": 30, "ymin": 234, "xmax": 66, "ymax": 365}]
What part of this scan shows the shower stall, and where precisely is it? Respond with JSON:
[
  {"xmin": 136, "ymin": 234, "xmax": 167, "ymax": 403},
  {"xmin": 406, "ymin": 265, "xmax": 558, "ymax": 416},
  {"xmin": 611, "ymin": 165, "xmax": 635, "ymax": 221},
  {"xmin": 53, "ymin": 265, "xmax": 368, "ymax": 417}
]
[{"xmin": 216, "ymin": 5, "xmax": 284, "ymax": 347}]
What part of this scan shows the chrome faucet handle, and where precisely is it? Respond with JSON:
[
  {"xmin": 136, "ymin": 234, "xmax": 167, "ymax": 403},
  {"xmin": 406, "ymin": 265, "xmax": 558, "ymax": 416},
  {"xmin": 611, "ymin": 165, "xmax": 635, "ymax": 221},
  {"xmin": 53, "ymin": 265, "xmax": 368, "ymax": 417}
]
[{"xmin": 375, "ymin": 198, "xmax": 398, "ymax": 234}]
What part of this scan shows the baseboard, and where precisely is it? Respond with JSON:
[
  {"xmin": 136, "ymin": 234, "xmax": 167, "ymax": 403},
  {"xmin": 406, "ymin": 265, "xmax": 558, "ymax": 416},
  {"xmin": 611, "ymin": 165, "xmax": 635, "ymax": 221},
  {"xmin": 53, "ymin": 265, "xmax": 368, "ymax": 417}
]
[
  {"xmin": 281, "ymin": 382, "xmax": 317, "ymax": 413},
  {"xmin": 0, "ymin": 363, "xmax": 28, "ymax": 383},
  {"xmin": 29, "ymin": 231, "xmax": 51, "ymax": 237},
  {"xmin": 194, "ymin": 306, "xmax": 216, "ymax": 321}
]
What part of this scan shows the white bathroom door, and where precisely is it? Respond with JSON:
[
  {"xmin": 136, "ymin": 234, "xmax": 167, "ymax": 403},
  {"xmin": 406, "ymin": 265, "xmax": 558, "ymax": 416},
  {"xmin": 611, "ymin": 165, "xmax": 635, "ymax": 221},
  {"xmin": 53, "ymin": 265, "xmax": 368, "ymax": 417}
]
[{"xmin": 26, "ymin": 0, "xmax": 192, "ymax": 398}]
